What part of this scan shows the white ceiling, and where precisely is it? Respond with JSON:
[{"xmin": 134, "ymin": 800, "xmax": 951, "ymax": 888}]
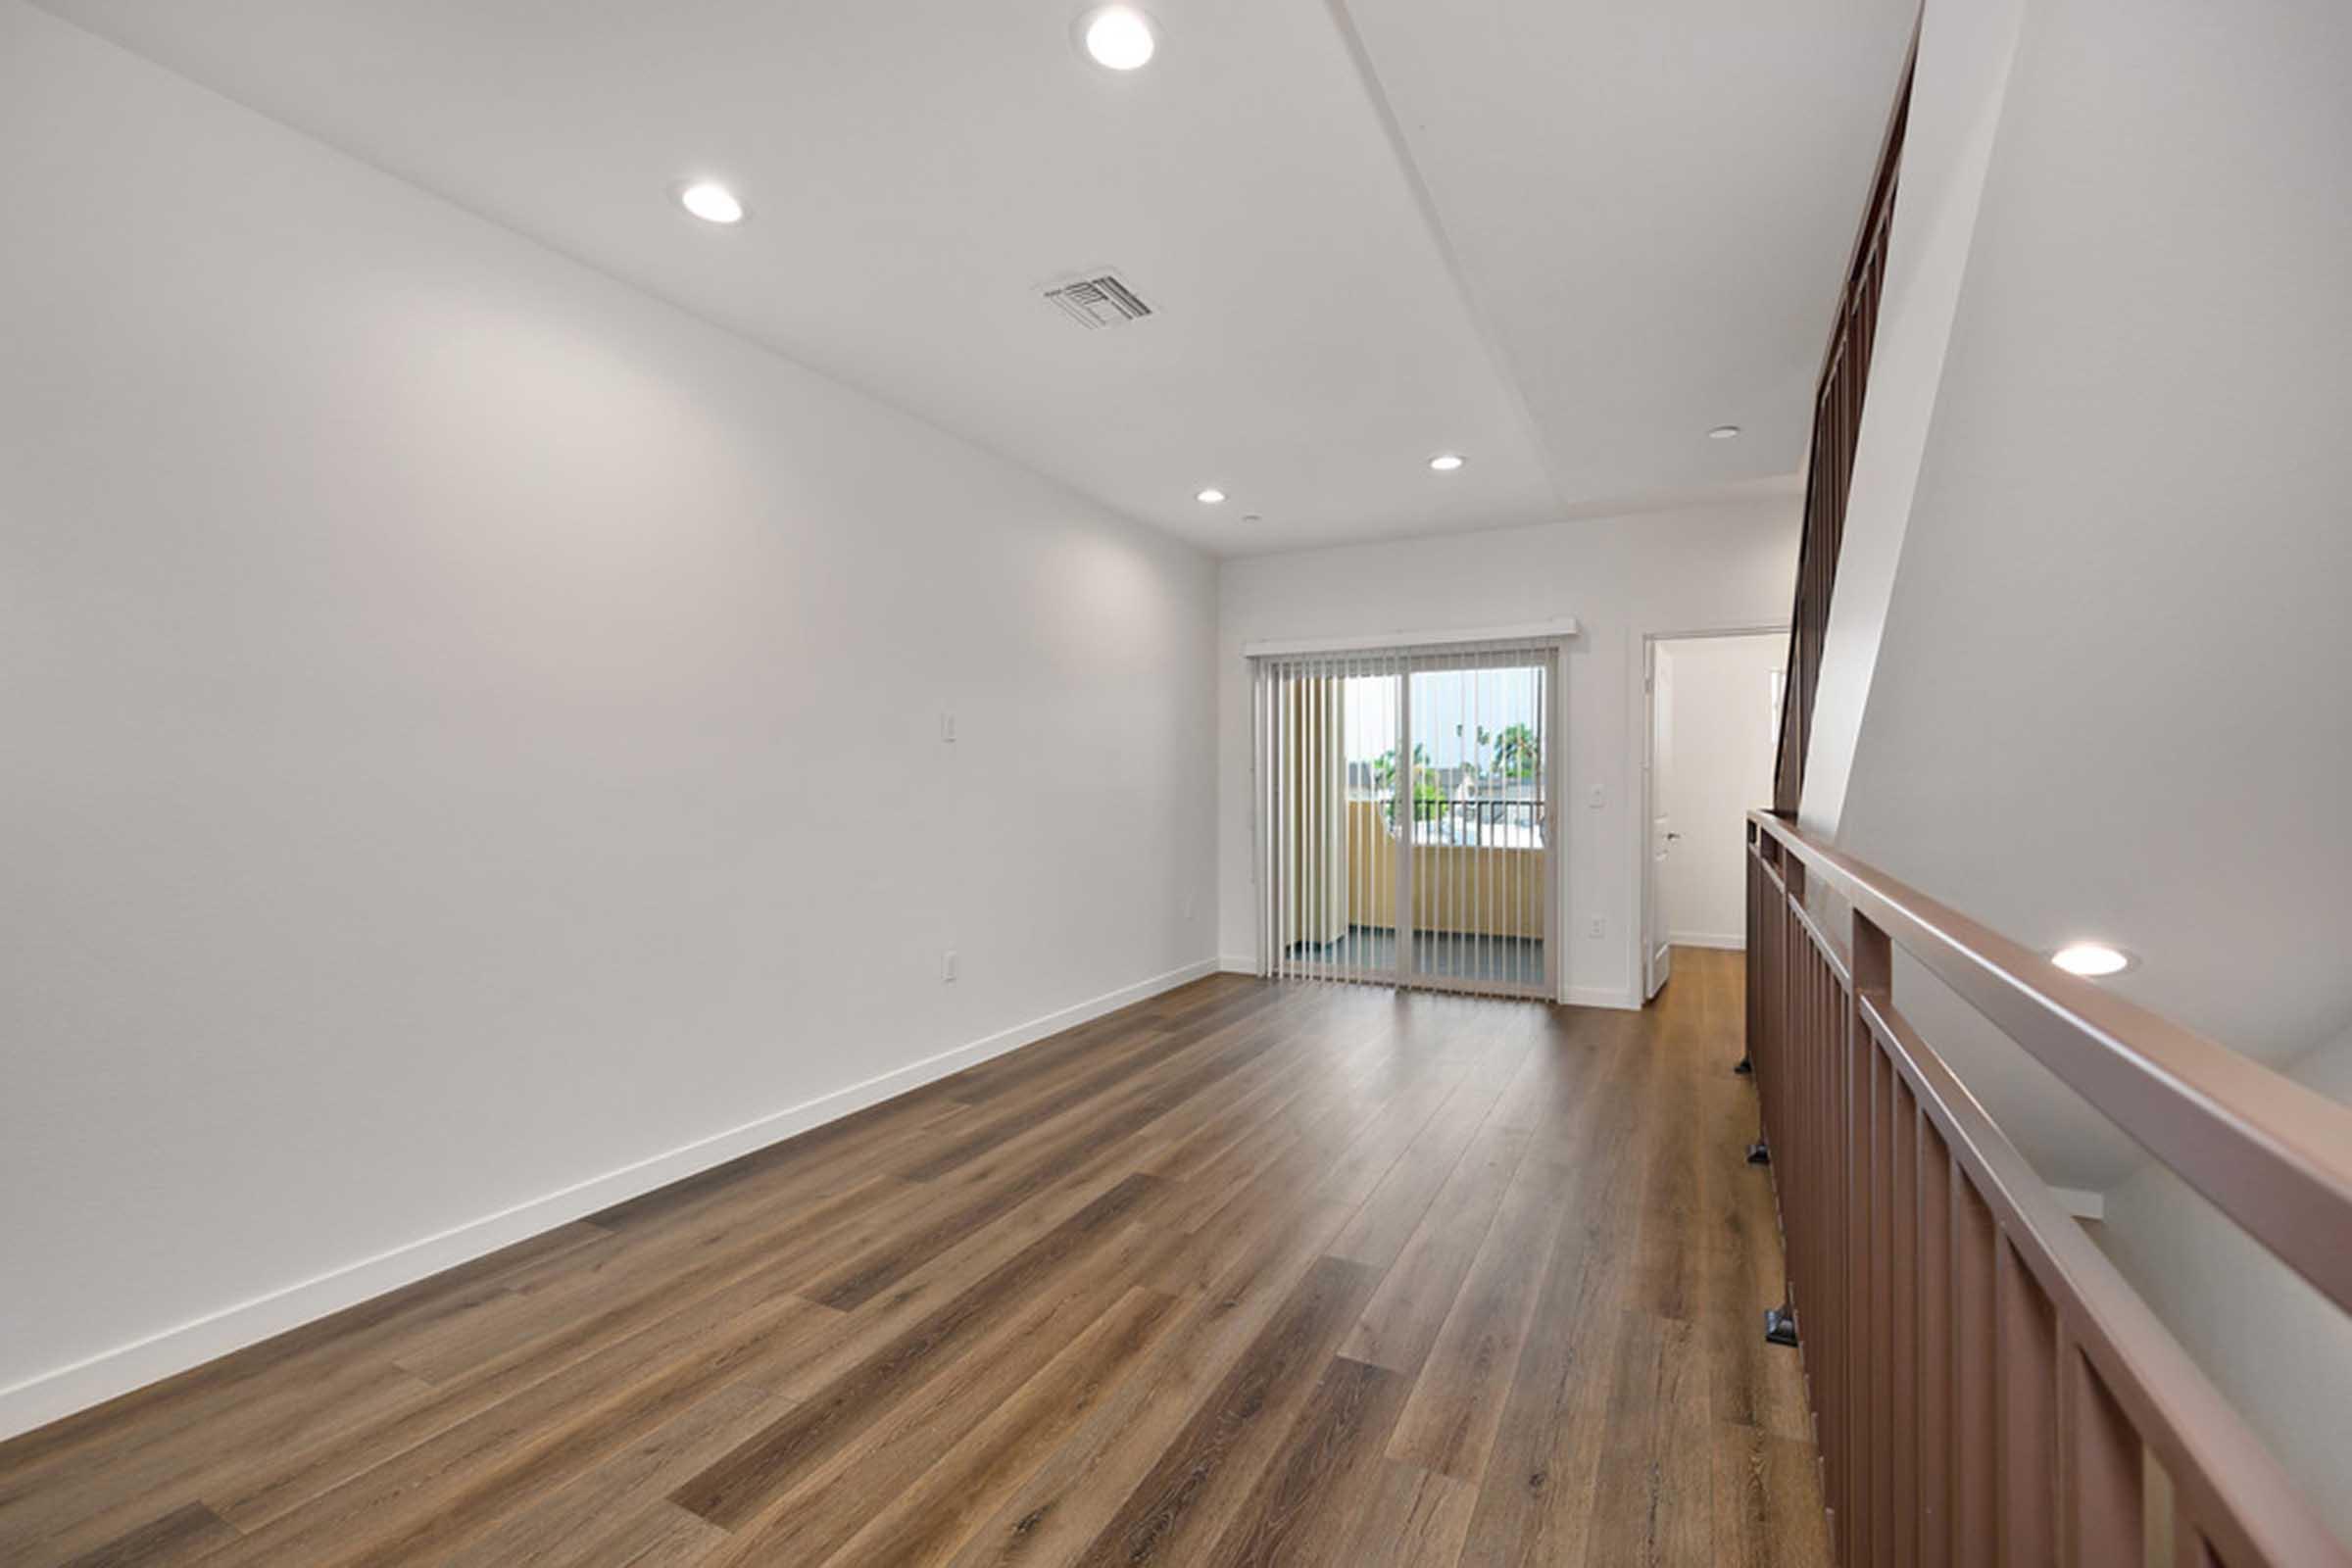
[{"xmin": 39, "ymin": 0, "xmax": 1914, "ymax": 556}]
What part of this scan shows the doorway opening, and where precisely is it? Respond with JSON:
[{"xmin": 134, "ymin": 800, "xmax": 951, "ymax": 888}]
[
  {"xmin": 1251, "ymin": 640, "xmax": 1559, "ymax": 999},
  {"xmin": 1641, "ymin": 629, "xmax": 1788, "ymax": 1001}
]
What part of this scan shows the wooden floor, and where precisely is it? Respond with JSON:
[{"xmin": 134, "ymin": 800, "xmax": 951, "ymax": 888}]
[{"xmin": 0, "ymin": 948, "xmax": 1827, "ymax": 1568}]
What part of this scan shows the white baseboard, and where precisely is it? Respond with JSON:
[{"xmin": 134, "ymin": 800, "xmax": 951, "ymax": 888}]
[
  {"xmin": 1216, "ymin": 955, "xmax": 1260, "ymax": 975},
  {"xmin": 0, "ymin": 956, "xmax": 1219, "ymax": 1443},
  {"xmin": 1669, "ymin": 932, "xmax": 1747, "ymax": 952},
  {"xmin": 1564, "ymin": 985, "xmax": 1641, "ymax": 1011}
]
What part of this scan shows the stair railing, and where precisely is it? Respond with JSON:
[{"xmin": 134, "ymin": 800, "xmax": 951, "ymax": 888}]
[{"xmin": 1745, "ymin": 808, "xmax": 2352, "ymax": 1567}]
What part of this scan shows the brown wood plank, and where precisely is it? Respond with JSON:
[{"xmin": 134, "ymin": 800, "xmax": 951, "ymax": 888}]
[
  {"xmin": 0, "ymin": 964, "xmax": 1826, "ymax": 1568},
  {"xmin": 1340, "ymin": 1116, "xmax": 1532, "ymax": 1376},
  {"xmin": 941, "ymin": 1188, "xmax": 1361, "ymax": 1568},
  {"xmin": 58, "ymin": 1501, "xmax": 237, "ymax": 1568},
  {"xmin": 1711, "ymin": 1423, "xmax": 1836, "ymax": 1568},
  {"xmin": 1580, "ymin": 1308, "xmax": 1711, "ymax": 1567},
  {"xmin": 196, "ymin": 1290, "xmax": 839, "ymax": 1566},
  {"xmin": 0, "ymin": 1220, "xmax": 612, "ymax": 1519},
  {"xmin": 1453, "ymin": 1005, "xmax": 1650, "ymax": 1567},
  {"xmin": 1199, "ymin": 1354, "xmax": 1412, "ymax": 1568},
  {"xmin": 1324, "ymin": 1020, "xmax": 1530, "ymax": 1270},
  {"xmin": 668, "ymin": 1171, "xmax": 1164, "ymax": 1529},
  {"xmin": 199, "ymin": 1171, "xmax": 882, "ymax": 1533},
  {"xmin": 1064, "ymin": 1255, "xmax": 1383, "ymax": 1568},
  {"xmin": 437, "ymin": 1383, "xmax": 781, "ymax": 1568},
  {"xmin": 1383, "ymin": 1146, "xmax": 1571, "ymax": 1481},
  {"xmin": 815, "ymin": 1284, "xmax": 1187, "ymax": 1567},
  {"xmin": 694, "ymin": 1230, "xmax": 1181, "ymax": 1565},
  {"xmin": 1341, "ymin": 1459, "xmax": 1481, "ymax": 1568}
]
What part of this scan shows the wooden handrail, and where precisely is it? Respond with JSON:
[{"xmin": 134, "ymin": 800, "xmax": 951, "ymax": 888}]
[
  {"xmin": 1749, "ymin": 808, "xmax": 2352, "ymax": 1317},
  {"xmin": 1857, "ymin": 991, "xmax": 2348, "ymax": 1567},
  {"xmin": 1744, "ymin": 818, "xmax": 2352, "ymax": 1563},
  {"xmin": 1772, "ymin": 48, "xmax": 1915, "ymax": 816}
]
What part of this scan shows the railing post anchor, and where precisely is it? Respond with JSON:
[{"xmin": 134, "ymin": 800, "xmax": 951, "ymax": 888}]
[
  {"xmin": 1745, "ymin": 1139, "xmax": 1772, "ymax": 1166},
  {"xmin": 1763, "ymin": 1303, "xmax": 1798, "ymax": 1348}
]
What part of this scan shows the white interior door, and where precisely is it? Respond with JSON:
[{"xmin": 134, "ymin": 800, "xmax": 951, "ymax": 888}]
[{"xmin": 1643, "ymin": 640, "xmax": 1674, "ymax": 999}]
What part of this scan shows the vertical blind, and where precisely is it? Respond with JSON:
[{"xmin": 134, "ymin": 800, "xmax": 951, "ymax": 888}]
[{"xmin": 1251, "ymin": 642, "xmax": 1556, "ymax": 997}]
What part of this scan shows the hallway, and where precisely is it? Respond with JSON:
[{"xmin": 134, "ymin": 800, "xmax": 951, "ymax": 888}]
[{"xmin": 0, "ymin": 950, "xmax": 1825, "ymax": 1567}]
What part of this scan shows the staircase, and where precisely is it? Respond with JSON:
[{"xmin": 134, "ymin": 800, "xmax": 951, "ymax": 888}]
[
  {"xmin": 1752, "ymin": 31, "xmax": 2352, "ymax": 1561},
  {"xmin": 1743, "ymin": 815, "xmax": 2352, "ymax": 1565}
]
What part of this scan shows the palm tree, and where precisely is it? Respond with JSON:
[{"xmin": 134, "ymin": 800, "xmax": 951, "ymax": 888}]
[
  {"xmin": 1494, "ymin": 722, "xmax": 1540, "ymax": 780},
  {"xmin": 1371, "ymin": 744, "xmax": 1438, "ymax": 831}
]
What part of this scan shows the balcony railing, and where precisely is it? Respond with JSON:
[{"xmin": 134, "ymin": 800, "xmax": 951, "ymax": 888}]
[
  {"xmin": 1744, "ymin": 809, "xmax": 2352, "ymax": 1567},
  {"xmin": 1348, "ymin": 794, "xmax": 1546, "ymax": 848}
]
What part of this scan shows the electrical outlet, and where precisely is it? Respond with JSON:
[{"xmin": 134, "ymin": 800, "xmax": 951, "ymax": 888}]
[
  {"xmin": 1587, "ymin": 784, "xmax": 1605, "ymax": 809},
  {"xmin": 942, "ymin": 949, "xmax": 958, "ymax": 983},
  {"xmin": 1587, "ymin": 917, "xmax": 1606, "ymax": 939}
]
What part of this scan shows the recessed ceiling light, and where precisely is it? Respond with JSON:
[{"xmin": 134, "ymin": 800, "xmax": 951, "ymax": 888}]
[
  {"xmin": 678, "ymin": 181, "xmax": 745, "ymax": 224},
  {"xmin": 2052, "ymin": 943, "xmax": 2132, "ymax": 978},
  {"xmin": 1081, "ymin": 6, "xmax": 1157, "ymax": 70},
  {"xmin": 1428, "ymin": 454, "xmax": 1466, "ymax": 472},
  {"xmin": 1708, "ymin": 424, "xmax": 1741, "ymax": 440},
  {"xmin": 1196, "ymin": 488, "xmax": 1226, "ymax": 505}
]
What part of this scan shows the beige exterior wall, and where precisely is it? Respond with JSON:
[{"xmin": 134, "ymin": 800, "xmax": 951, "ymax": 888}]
[{"xmin": 1343, "ymin": 801, "xmax": 1544, "ymax": 939}]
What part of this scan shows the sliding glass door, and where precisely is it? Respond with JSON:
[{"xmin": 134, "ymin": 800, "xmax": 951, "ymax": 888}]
[
  {"xmin": 1252, "ymin": 641, "xmax": 1556, "ymax": 998},
  {"xmin": 1254, "ymin": 651, "xmax": 1403, "ymax": 984},
  {"xmin": 1404, "ymin": 650, "xmax": 1550, "ymax": 991}
]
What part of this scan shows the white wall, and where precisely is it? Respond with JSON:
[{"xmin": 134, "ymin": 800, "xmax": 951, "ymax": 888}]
[
  {"xmin": 2097, "ymin": 1022, "xmax": 2352, "ymax": 1550},
  {"xmin": 1216, "ymin": 503, "xmax": 1800, "ymax": 1006},
  {"xmin": 0, "ymin": 2, "xmax": 1216, "ymax": 1437},
  {"xmin": 1655, "ymin": 634, "xmax": 1785, "ymax": 947},
  {"xmin": 1831, "ymin": 0, "xmax": 2352, "ymax": 1133},
  {"xmin": 1837, "ymin": 0, "xmax": 2352, "ymax": 1067},
  {"xmin": 1797, "ymin": 0, "xmax": 2028, "ymax": 838}
]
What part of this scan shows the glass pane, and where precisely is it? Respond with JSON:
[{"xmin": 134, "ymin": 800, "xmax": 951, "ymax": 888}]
[{"xmin": 1407, "ymin": 655, "xmax": 1545, "ymax": 988}]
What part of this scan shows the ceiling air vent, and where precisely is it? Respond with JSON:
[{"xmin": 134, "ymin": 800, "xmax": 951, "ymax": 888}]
[{"xmin": 1042, "ymin": 272, "xmax": 1152, "ymax": 330}]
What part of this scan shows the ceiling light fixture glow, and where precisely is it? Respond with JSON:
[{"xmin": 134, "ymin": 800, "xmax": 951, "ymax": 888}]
[
  {"xmin": 2052, "ymin": 943, "xmax": 2132, "ymax": 978},
  {"xmin": 1196, "ymin": 488, "xmax": 1227, "ymax": 505},
  {"xmin": 1081, "ymin": 6, "xmax": 1157, "ymax": 70},
  {"xmin": 678, "ymin": 181, "xmax": 745, "ymax": 224},
  {"xmin": 1708, "ymin": 424, "xmax": 1741, "ymax": 440},
  {"xmin": 1428, "ymin": 453, "xmax": 1466, "ymax": 472}
]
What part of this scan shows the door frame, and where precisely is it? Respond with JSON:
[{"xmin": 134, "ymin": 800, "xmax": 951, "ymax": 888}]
[
  {"xmin": 1634, "ymin": 623, "xmax": 1790, "ymax": 1005},
  {"xmin": 1395, "ymin": 643, "xmax": 1560, "ymax": 1002},
  {"xmin": 1252, "ymin": 638, "xmax": 1564, "ymax": 1001}
]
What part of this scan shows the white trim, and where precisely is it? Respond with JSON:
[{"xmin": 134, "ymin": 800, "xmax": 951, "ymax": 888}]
[
  {"xmin": 1669, "ymin": 932, "xmax": 1748, "ymax": 951},
  {"xmin": 1565, "ymin": 985, "xmax": 1641, "ymax": 1011},
  {"xmin": 2049, "ymin": 1186, "xmax": 2107, "ymax": 1222},
  {"xmin": 1632, "ymin": 623, "xmax": 1792, "ymax": 1015},
  {"xmin": 1252, "ymin": 645, "xmax": 1560, "ymax": 1005},
  {"xmin": 0, "ymin": 956, "xmax": 1218, "ymax": 1442},
  {"xmin": 1242, "ymin": 618, "xmax": 1579, "ymax": 660},
  {"xmin": 1217, "ymin": 955, "xmax": 1260, "ymax": 975}
]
